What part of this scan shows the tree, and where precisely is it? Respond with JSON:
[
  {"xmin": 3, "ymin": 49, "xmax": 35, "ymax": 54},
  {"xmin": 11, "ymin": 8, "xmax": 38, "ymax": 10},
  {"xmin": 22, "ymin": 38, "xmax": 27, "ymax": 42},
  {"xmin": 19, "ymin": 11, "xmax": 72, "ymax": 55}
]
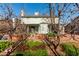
[
  {"xmin": 0, "ymin": 4, "xmax": 26, "ymax": 34},
  {"xmin": 45, "ymin": 3, "xmax": 79, "ymax": 56},
  {"xmin": 0, "ymin": 4, "xmax": 15, "ymax": 20},
  {"xmin": 76, "ymin": 3, "xmax": 79, "ymax": 9},
  {"xmin": 49, "ymin": 3, "xmax": 79, "ymax": 39}
]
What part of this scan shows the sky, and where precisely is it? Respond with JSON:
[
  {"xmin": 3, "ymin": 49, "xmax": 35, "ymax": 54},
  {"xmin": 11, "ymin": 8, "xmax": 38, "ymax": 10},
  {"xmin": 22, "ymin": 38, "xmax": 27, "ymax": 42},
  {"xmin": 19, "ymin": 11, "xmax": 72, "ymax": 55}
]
[
  {"xmin": 11, "ymin": 3, "xmax": 49, "ymax": 16},
  {"xmin": 0, "ymin": 3, "xmax": 78, "ymax": 16},
  {"xmin": 0, "ymin": 3, "xmax": 49, "ymax": 16}
]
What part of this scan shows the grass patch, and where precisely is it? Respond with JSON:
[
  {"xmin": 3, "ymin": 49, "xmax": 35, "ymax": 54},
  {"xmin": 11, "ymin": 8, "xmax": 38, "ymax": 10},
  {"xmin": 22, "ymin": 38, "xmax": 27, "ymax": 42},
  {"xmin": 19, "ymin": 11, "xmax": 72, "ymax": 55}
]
[{"xmin": 60, "ymin": 42, "xmax": 79, "ymax": 56}]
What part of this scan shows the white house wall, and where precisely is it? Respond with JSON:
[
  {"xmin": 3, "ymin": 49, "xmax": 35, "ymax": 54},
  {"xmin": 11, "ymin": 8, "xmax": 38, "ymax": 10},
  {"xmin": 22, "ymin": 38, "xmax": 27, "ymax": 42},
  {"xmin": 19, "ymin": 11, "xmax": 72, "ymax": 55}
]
[
  {"xmin": 21, "ymin": 17, "xmax": 59, "ymax": 24},
  {"xmin": 21, "ymin": 18, "xmax": 46, "ymax": 24},
  {"xmin": 20, "ymin": 17, "xmax": 59, "ymax": 34},
  {"xmin": 55, "ymin": 18, "xmax": 59, "ymax": 24},
  {"xmin": 39, "ymin": 24, "xmax": 49, "ymax": 34}
]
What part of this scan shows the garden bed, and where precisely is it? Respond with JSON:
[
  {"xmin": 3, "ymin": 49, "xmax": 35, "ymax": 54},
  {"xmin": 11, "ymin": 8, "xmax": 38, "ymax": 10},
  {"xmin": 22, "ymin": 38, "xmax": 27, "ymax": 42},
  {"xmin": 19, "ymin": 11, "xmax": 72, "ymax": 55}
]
[
  {"xmin": 12, "ymin": 40, "xmax": 48, "ymax": 56},
  {"xmin": 60, "ymin": 42, "xmax": 79, "ymax": 56}
]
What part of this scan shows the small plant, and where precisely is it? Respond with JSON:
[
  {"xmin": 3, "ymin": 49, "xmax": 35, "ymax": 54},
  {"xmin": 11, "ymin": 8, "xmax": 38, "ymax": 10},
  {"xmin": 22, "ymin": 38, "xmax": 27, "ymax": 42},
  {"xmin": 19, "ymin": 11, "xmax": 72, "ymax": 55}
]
[
  {"xmin": 13, "ymin": 40, "xmax": 48, "ymax": 56},
  {"xmin": 14, "ymin": 49, "xmax": 48, "ymax": 56},
  {"xmin": 16, "ymin": 53, "xmax": 24, "ymax": 56},
  {"xmin": 25, "ymin": 40, "xmax": 45, "ymax": 48},
  {"xmin": 0, "ymin": 41, "xmax": 12, "ymax": 52},
  {"xmin": 47, "ymin": 32, "xmax": 57, "ymax": 37},
  {"xmin": 15, "ymin": 52, "xmax": 24, "ymax": 56},
  {"xmin": 60, "ymin": 43, "xmax": 79, "ymax": 56}
]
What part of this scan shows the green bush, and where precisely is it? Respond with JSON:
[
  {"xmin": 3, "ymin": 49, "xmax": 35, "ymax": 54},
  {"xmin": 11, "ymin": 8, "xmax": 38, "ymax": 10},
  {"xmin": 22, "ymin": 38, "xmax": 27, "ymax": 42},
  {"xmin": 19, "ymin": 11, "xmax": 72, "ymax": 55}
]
[
  {"xmin": 47, "ymin": 32, "xmax": 57, "ymax": 37},
  {"xmin": 76, "ymin": 48, "xmax": 79, "ymax": 55},
  {"xmin": 14, "ymin": 49, "xmax": 48, "ymax": 56},
  {"xmin": 14, "ymin": 52, "xmax": 24, "ymax": 56},
  {"xmin": 0, "ymin": 41, "xmax": 12, "ymax": 52},
  {"xmin": 24, "ymin": 49, "xmax": 48, "ymax": 56},
  {"xmin": 60, "ymin": 43, "xmax": 79, "ymax": 56},
  {"xmin": 16, "ymin": 54, "xmax": 24, "ymax": 56},
  {"xmin": 25, "ymin": 40, "xmax": 45, "ymax": 48}
]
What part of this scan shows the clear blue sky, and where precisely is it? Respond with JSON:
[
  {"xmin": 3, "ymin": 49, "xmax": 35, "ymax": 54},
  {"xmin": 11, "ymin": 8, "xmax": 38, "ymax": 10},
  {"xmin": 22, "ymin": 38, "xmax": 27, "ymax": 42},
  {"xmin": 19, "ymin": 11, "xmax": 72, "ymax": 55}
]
[
  {"xmin": 0, "ymin": 3, "xmax": 78, "ymax": 17},
  {"xmin": 12, "ymin": 3, "xmax": 49, "ymax": 16}
]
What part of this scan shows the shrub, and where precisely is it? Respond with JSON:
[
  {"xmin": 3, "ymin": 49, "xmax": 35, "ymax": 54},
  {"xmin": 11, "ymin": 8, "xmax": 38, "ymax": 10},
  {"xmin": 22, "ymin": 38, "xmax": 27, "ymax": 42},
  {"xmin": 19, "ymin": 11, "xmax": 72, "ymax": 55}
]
[
  {"xmin": 60, "ymin": 43, "xmax": 79, "ymax": 56},
  {"xmin": 13, "ymin": 40, "xmax": 48, "ymax": 56},
  {"xmin": 14, "ymin": 49, "xmax": 48, "ymax": 56},
  {"xmin": 15, "ymin": 52, "xmax": 24, "ymax": 56},
  {"xmin": 16, "ymin": 54, "xmax": 24, "ymax": 56},
  {"xmin": 47, "ymin": 32, "xmax": 57, "ymax": 37},
  {"xmin": 34, "ymin": 49, "xmax": 48, "ymax": 56},
  {"xmin": 25, "ymin": 40, "xmax": 45, "ymax": 48},
  {"xmin": 76, "ymin": 48, "xmax": 79, "ymax": 55},
  {"xmin": 0, "ymin": 40, "xmax": 12, "ymax": 52}
]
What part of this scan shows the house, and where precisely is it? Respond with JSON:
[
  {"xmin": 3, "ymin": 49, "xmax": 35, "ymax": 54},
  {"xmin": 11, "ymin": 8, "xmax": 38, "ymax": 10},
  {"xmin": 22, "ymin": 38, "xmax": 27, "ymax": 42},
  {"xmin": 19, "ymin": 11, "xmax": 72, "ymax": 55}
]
[
  {"xmin": 0, "ymin": 9, "xmax": 65, "ymax": 35},
  {"xmin": 18, "ymin": 9, "xmax": 59, "ymax": 34}
]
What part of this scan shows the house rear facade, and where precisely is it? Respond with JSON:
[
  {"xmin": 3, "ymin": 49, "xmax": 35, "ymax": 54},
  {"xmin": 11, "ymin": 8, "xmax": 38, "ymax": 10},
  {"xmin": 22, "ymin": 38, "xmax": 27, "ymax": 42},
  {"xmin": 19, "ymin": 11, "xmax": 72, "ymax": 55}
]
[{"xmin": 19, "ymin": 9, "xmax": 59, "ymax": 34}]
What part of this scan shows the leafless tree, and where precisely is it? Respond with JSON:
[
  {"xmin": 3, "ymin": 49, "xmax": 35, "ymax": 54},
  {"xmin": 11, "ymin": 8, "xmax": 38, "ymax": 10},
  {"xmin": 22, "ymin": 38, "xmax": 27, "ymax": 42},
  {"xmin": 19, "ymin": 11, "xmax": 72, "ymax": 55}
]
[
  {"xmin": 0, "ymin": 4, "xmax": 15, "ymax": 19},
  {"xmin": 76, "ymin": 3, "xmax": 79, "ymax": 9},
  {"xmin": 0, "ymin": 4, "xmax": 26, "ymax": 34},
  {"xmin": 44, "ymin": 3, "xmax": 79, "ymax": 56},
  {"xmin": 0, "ymin": 4, "xmax": 28, "ymax": 55},
  {"xmin": 50, "ymin": 4, "xmax": 79, "ymax": 39}
]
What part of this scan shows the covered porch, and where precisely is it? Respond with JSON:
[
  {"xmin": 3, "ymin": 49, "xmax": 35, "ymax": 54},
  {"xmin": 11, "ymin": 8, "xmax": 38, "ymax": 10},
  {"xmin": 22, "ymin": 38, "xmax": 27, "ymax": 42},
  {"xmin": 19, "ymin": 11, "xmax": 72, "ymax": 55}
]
[
  {"xmin": 26, "ymin": 24, "xmax": 39, "ymax": 33},
  {"xmin": 25, "ymin": 24, "xmax": 59, "ymax": 34}
]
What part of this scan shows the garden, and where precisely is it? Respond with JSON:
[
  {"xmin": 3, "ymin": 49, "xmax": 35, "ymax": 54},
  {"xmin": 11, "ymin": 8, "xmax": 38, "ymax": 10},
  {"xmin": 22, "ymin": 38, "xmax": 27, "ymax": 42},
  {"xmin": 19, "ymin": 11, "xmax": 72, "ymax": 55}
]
[
  {"xmin": 0, "ymin": 32, "xmax": 79, "ymax": 56},
  {"xmin": 12, "ymin": 40, "xmax": 48, "ymax": 56},
  {"xmin": 1, "ymin": 40, "xmax": 79, "ymax": 56}
]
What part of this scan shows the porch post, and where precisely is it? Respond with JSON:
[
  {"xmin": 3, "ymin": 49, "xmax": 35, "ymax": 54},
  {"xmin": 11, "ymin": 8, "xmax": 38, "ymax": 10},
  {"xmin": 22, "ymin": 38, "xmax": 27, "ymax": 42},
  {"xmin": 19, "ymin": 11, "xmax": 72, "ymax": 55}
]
[
  {"xmin": 12, "ymin": 18, "xmax": 15, "ymax": 28},
  {"xmin": 27, "ymin": 26, "xmax": 29, "ymax": 33}
]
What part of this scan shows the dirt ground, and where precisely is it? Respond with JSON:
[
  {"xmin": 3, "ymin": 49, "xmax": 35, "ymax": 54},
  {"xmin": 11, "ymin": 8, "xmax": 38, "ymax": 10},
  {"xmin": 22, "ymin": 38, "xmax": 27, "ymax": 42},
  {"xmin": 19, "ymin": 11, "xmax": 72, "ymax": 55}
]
[{"xmin": 60, "ymin": 34, "xmax": 79, "ymax": 47}]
